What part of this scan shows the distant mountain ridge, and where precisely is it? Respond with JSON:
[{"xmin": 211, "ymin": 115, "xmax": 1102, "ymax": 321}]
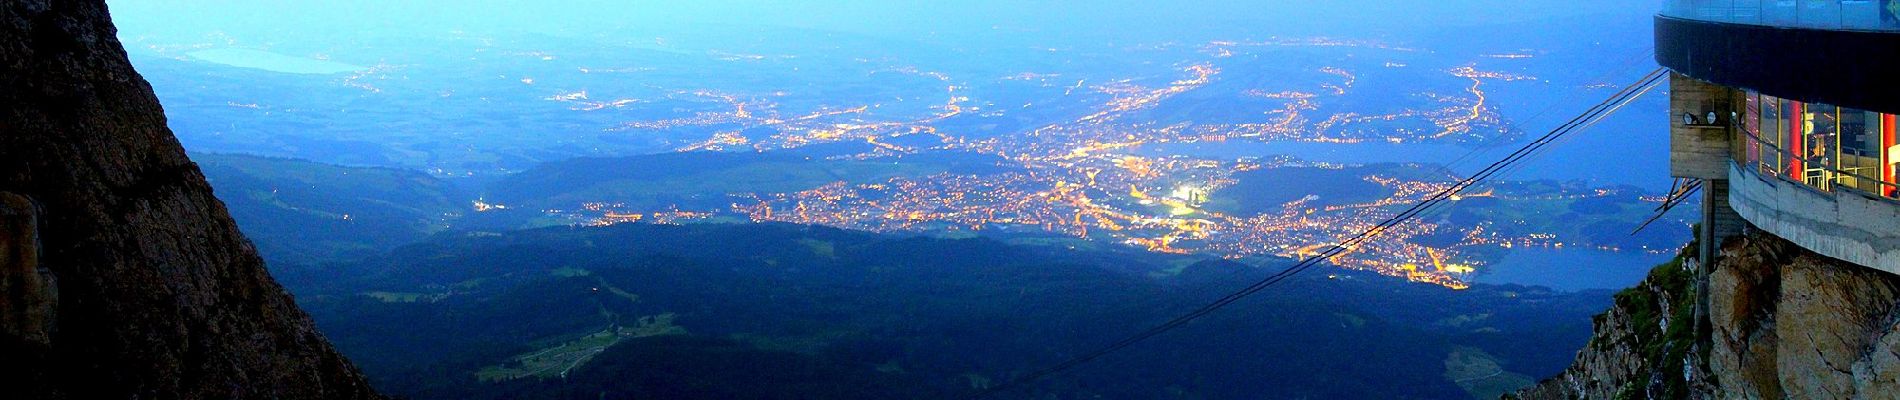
[
  {"xmin": 195, "ymin": 152, "xmax": 464, "ymax": 266},
  {"xmin": 485, "ymin": 147, "xmax": 1015, "ymax": 209}
]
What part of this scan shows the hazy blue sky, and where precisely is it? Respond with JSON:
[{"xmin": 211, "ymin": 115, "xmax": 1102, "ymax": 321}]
[
  {"xmin": 108, "ymin": 0, "xmax": 1656, "ymax": 45},
  {"xmin": 107, "ymin": 0, "xmax": 1672, "ymax": 190}
]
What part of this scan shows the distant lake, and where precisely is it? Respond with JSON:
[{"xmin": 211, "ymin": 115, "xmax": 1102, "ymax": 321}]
[
  {"xmin": 186, "ymin": 48, "xmax": 365, "ymax": 75},
  {"xmin": 1473, "ymin": 247, "xmax": 1670, "ymax": 291},
  {"xmin": 1146, "ymin": 136, "xmax": 1671, "ymax": 191},
  {"xmin": 1147, "ymin": 141, "xmax": 1475, "ymax": 165}
]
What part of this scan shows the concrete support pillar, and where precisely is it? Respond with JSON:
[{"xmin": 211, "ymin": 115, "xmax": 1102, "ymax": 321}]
[
  {"xmin": 1704, "ymin": 179, "xmax": 1746, "ymax": 245},
  {"xmin": 1673, "ymin": 72, "xmax": 1749, "ymax": 375}
]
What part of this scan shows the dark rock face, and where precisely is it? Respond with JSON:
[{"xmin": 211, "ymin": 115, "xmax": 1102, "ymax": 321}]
[
  {"xmin": 1705, "ymin": 232, "xmax": 1900, "ymax": 399},
  {"xmin": 0, "ymin": 1, "xmax": 381, "ymax": 399},
  {"xmin": 1517, "ymin": 231, "xmax": 1900, "ymax": 399},
  {"xmin": 1, "ymin": 193, "xmax": 56, "ymax": 348}
]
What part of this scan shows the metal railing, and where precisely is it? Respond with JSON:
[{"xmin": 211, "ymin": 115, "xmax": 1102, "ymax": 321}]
[
  {"xmin": 1663, "ymin": 0, "xmax": 1900, "ymax": 31},
  {"xmin": 1733, "ymin": 122, "xmax": 1900, "ymax": 198}
]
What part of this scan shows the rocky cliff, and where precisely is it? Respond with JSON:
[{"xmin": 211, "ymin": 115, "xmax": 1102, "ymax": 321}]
[
  {"xmin": 1515, "ymin": 231, "xmax": 1900, "ymax": 399},
  {"xmin": 0, "ymin": 1, "xmax": 381, "ymax": 399},
  {"xmin": 1703, "ymin": 230, "xmax": 1900, "ymax": 399},
  {"xmin": 1510, "ymin": 248, "xmax": 1701, "ymax": 399}
]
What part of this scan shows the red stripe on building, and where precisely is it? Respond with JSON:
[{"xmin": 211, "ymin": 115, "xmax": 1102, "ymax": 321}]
[
  {"xmin": 1790, "ymin": 101, "xmax": 1804, "ymax": 180},
  {"xmin": 1885, "ymin": 113, "xmax": 1897, "ymax": 196}
]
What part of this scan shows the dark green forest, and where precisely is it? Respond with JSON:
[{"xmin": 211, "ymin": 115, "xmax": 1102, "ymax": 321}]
[
  {"xmin": 196, "ymin": 152, "xmax": 464, "ymax": 265},
  {"xmin": 283, "ymin": 222, "xmax": 1608, "ymax": 399},
  {"xmin": 198, "ymin": 153, "xmax": 1628, "ymax": 399}
]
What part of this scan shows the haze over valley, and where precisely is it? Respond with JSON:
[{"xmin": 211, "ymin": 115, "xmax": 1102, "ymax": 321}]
[{"xmin": 105, "ymin": 1, "xmax": 1692, "ymax": 398}]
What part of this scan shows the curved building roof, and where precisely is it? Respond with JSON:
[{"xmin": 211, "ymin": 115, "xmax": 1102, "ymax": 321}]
[{"xmin": 1655, "ymin": 14, "xmax": 1900, "ymax": 113}]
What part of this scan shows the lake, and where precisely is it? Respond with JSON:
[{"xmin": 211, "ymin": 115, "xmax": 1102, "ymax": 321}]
[
  {"xmin": 1147, "ymin": 140, "xmax": 1475, "ymax": 165},
  {"xmin": 1473, "ymin": 247, "xmax": 1671, "ymax": 291},
  {"xmin": 1143, "ymin": 117, "xmax": 1674, "ymax": 192},
  {"xmin": 186, "ymin": 48, "xmax": 365, "ymax": 75}
]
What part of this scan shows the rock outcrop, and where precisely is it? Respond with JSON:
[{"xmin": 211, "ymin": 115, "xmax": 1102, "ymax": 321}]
[
  {"xmin": 1, "ymin": 193, "xmax": 57, "ymax": 348},
  {"xmin": 1705, "ymin": 231, "xmax": 1900, "ymax": 399},
  {"xmin": 1510, "ymin": 252, "xmax": 1700, "ymax": 399},
  {"xmin": 0, "ymin": 1, "xmax": 381, "ymax": 399},
  {"xmin": 1516, "ymin": 231, "xmax": 1900, "ymax": 399}
]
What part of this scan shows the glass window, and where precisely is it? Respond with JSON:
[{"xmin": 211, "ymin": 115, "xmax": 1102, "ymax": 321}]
[
  {"xmin": 1744, "ymin": 93, "xmax": 1762, "ymax": 165},
  {"xmin": 1840, "ymin": 107, "xmax": 1883, "ymax": 192},
  {"xmin": 1761, "ymin": 95, "xmax": 1787, "ymax": 176},
  {"xmin": 1845, "ymin": 0, "xmax": 1886, "ymax": 29},
  {"xmin": 1805, "ymin": 103, "xmax": 1836, "ymax": 156},
  {"xmin": 1665, "ymin": 0, "xmax": 1900, "ymax": 30},
  {"xmin": 1886, "ymin": 0, "xmax": 1900, "ymax": 28},
  {"xmin": 1842, "ymin": 108, "xmax": 1880, "ymax": 158},
  {"xmin": 1801, "ymin": 0, "xmax": 1844, "ymax": 29},
  {"xmin": 1735, "ymin": 0, "xmax": 1766, "ymax": 24},
  {"xmin": 1768, "ymin": 0, "xmax": 1802, "ymax": 26},
  {"xmin": 1807, "ymin": 103, "xmax": 1839, "ymax": 187}
]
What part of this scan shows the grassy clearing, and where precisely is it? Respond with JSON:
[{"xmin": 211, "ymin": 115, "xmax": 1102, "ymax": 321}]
[
  {"xmin": 1445, "ymin": 346, "xmax": 1536, "ymax": 399},
  {"xmin": 476, "ymin": 313, "xmax": 687, "ymax": 382}
]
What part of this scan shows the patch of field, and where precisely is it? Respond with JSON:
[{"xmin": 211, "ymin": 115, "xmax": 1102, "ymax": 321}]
[
  {"xmin": 476, "ymin": 313, "xmax": 687, "ymax": 382},
  {"xmin": 797, "ymin": 238, "xmax": 838, "ymax": 259},
  {"xmin": 594, "ymin": 277, "xmax": 641, "ymax": 303},
  {"xmin": 362, "ymin": 291, "xmax": 444, "ymax": 303},
  {"xmin": 475, "ymin": 328, "xmax": 621, "ymax": 382},
  {"xmin": 1332, "ymin": 312, "xmax": 1367, "ymax": 328},
  {"xmin": 550, "ymin": 267, "xmax": 591, "ymax": 277},
  {"xmin": 1443, "ymin": 346, "xmax": 1535, "ymax": 399}
]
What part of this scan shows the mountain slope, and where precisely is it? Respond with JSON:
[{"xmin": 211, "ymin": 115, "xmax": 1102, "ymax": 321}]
[
  {"xmin": 1509, "ymin": 249, "xmax": 1698, "ymax": 399},
  {"xmin": 196, "ymin": 152, "xmax": 463, "ymax": 267},
  {"xmin": 0, "ymin": 1, "xmax": 380, "ymax": 398},
  {"xmin": 294, "ymin": 222, "xmax": 1612, "ymax": 399}
]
